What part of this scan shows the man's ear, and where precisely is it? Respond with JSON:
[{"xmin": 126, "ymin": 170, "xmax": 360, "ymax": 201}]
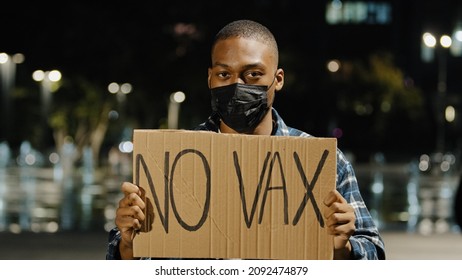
[{"xmin": 275, "ymin": 68, "xmax": 284, "ymax": 91}]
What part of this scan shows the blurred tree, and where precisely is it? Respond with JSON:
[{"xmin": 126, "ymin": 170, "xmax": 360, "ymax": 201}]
[
  {"xmin": 328, "ymin": 51, "xmax": 425, "ymax": 156},
  {"xmin": 49, "ymin": 77, "xmax": 116, "ymax": 167}
]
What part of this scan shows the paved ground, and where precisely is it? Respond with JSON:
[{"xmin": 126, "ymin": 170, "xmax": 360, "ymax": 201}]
[
  {"xmin": 0, "ymin": 230, "xmax": 461, "ymax": 260},
  {"xmin": 381, "ymin": 231, "xmax": 462, "ymax": 259},
  {"xmin": 0, "ymin": 230, "xmax": 109, "ymax": 260}
]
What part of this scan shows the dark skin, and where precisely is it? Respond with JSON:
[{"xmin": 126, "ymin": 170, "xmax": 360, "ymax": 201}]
[{"xmin": 115, "ymin": 36, "xmax": 356, "ymax": 260}]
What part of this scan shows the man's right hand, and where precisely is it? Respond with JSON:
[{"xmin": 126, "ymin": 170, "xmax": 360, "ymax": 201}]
[{"xmin": 115, "ymin": 182, "xmax": 146, "ymax": 259}]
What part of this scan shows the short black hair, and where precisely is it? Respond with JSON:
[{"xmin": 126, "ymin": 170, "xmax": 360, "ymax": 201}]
[{"xmin": 212, "ymin": 19, "xmax": 279, "ymax": 63}]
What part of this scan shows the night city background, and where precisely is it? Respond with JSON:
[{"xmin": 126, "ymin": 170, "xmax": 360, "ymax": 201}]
[
  {"xmin": 1, "ymin": 0, "xmax": 462, "ymax": 259},
  {"xmin": 1, "ymin": 0, "xmax": 461, "ymax": 160}
]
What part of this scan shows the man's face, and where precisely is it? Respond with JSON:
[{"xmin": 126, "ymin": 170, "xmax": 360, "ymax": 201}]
[{"xmin": 208, "ymin": 36, "xmax": 283, "ymax": 104}]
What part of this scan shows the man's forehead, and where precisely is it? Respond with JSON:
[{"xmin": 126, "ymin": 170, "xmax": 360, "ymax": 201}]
[
  {"xmin": 213, "ymin": 36, "xmax": 269, "ymax": 53},
  {"xmin": 211, "ymin": 37, "xmax": 275, "ymax": 68}
]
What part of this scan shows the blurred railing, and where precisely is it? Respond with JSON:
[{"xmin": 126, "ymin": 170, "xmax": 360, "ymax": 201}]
[
  {"xmin": 354, "ymin": 152, "xmax": 461, "ymax": 234},
  {"xmin": 0, "ymin": 143, "xmax": 460, "ymax": 235}
]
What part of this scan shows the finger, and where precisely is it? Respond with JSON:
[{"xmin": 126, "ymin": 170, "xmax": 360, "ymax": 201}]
[
  {"xmin": 117, "ymin": 218, "xmax": 142, "ymax": 244},
  {"xmin": 327, "ymin": 221, "xmax": 356, "ymax": 238},
  {"xmin": 324, "ymin": 200, "xmax": 353, "ymax": 220},
  {"xmin": 327, "ymin": 220, "xmax": 356, "ymax": 236},
  {"xmin": 121, "ymin": 182, "xmax": 140, "ymax": 196},
  {"xmin": 335, "ymin": 190, "xmax": 348, "ymax": 204},
  {"xmin": 119, "ymin": 192, "xmax": 146, "ymax": 209},
  {"xmin": 323, "ymin": 190, "xmax": 337, "ymax": 207},
  {"xmin": 117, "ymin": 205, "xmax": 146, "ymax": 221},
  {"xmin": 116, "ymin": 211, "xmax": 144, "ymax": 236},
  {"xmin": 323, "ymin": 189, "xmax": 347, "ymax": 206},
  {"xmin": 325, "ymin": 211, "xmax": 355, "ymax": 227},
  {"xmin": 116, "ymin": 215, "xmax": 141, "ymax": 229},
  {"xmin": 116, "ymin": 212, "xmax": 145, "ymax": 237}
]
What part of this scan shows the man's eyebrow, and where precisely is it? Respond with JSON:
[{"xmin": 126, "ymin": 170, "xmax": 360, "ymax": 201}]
[{"xmin": 242, "ymin": 62, "xmax": 265, "ymax": 69}]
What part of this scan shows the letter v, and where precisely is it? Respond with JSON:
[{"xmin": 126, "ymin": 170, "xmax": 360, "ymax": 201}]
[{"xmin": 233, "ymin": 151, "xmax": 271, "ymax": 228}]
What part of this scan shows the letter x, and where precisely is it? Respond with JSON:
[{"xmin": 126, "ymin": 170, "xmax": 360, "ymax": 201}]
[{"xmin": 292, "ymin": 150, "xmax": 329, "ymax": 227}]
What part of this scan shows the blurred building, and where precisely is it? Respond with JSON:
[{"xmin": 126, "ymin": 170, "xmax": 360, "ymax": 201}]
[{"xmin": 313, "ymin": 0, "xmax": 462, "ymax": 159}]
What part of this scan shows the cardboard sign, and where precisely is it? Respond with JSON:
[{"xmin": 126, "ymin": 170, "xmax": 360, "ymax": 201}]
[{"xmin": 132, "ymin": 129, "xmax": 336, "ymax": 259}]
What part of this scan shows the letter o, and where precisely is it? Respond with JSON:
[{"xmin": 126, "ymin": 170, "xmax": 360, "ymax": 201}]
[{"xmin": 169, "ymin": 149, "xmax": 211, "ymax": 231}]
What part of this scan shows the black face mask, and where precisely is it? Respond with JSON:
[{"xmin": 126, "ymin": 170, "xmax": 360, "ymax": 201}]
[{"xmin": 210, "ymin": 83, "xmax": 271, "ymax": 133}]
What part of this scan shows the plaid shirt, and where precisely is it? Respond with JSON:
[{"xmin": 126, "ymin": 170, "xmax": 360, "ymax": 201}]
[{"xmin": 106, "ymin": 108, "xmax": 385, "ymax": 260}]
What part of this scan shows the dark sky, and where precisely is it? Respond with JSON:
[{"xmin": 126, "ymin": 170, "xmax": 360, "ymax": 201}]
[
  {"xmin": 3, "ymin": 0, "xmax": 461, "ymax": 87},
  {"xmin": 3, "ymin": 1, "xmax": 313, "ymax": 80},
  {"xmin": 2, "ymin": 0, "xmax": 462, "ymax": 158}
]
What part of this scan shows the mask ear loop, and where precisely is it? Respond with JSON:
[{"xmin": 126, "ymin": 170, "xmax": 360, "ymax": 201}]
[
  {"xmin": 266, "ymin": 70, "xmax": 279, "ymax": 109},
  {"xmin": 266, "ymin": 71, "xmax": 278, "ymax": 91}
]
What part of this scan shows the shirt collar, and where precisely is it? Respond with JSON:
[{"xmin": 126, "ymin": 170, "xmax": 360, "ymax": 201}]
[{"xmin": 271, "ymin": 108, "xmax": 291, "ymax": 136}]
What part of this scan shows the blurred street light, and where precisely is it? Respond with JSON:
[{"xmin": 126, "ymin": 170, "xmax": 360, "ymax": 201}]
[
  {"xmin": 32, "ymin": 69, "xmax": 62, "ymax": 149},
  {"xmin": 0, "ymin": 52, "xmax": 25, "ymax": 141},
  {"xmin": 168, "ymin": 91, "xmax": 186, "ymax": 129},
  {"xmin": 424, "ymin": 33, "xmax": 451, "ymax": 95},
  {"xmin": 108, "ymin": 82, "xmax": 132, "ymax": 104},
  {"xmin": 326, "ymin": 59, "xmax": 341, "ymax": 73},
  {"xmin": 108, "ymin": 82, "xmax": 132, "ymax": 123},
  {"xmin": 421, "ymin": 31, "xmax": 458, "ymax": 153},
  {"xmin": 107, "ymin": 82, "xmax": 133, "ymax": 143},
  {"xmin": 445, "ymin": 105, "xmax": 456, "ymax": 123},
  {"xmin": 450, "ymin": 22, "xmax": 462, "ymax": 57},
  {"xmin": 32, "ymin": 69, "xmax": 62, "ymax": 116}
]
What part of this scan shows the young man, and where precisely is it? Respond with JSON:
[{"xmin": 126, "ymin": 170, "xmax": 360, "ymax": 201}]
[{"xmin": 107, "ymin": 19, "xmax": 385, "ymax": 260}]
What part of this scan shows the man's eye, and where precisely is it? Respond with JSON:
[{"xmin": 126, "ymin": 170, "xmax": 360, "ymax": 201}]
[
  {"xmin": 217, "ymin": 72, "xmax": 229, "ymax": 78},
  {"xmin": 246, "ymin": 71, "xmax": 261, "ymax": 79},
  {"xmin": 240, "ymin": 71, "xmax": 262, "ymax": 84}
]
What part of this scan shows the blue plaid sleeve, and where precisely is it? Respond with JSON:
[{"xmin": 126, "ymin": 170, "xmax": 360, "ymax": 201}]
[
  {"xmin": 337, "ymin": 150, "xmax": 386, "ymax": 260},
  {"xmin": 106, "ymin": 228, "xmax": 122, "ymax": 260}
]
